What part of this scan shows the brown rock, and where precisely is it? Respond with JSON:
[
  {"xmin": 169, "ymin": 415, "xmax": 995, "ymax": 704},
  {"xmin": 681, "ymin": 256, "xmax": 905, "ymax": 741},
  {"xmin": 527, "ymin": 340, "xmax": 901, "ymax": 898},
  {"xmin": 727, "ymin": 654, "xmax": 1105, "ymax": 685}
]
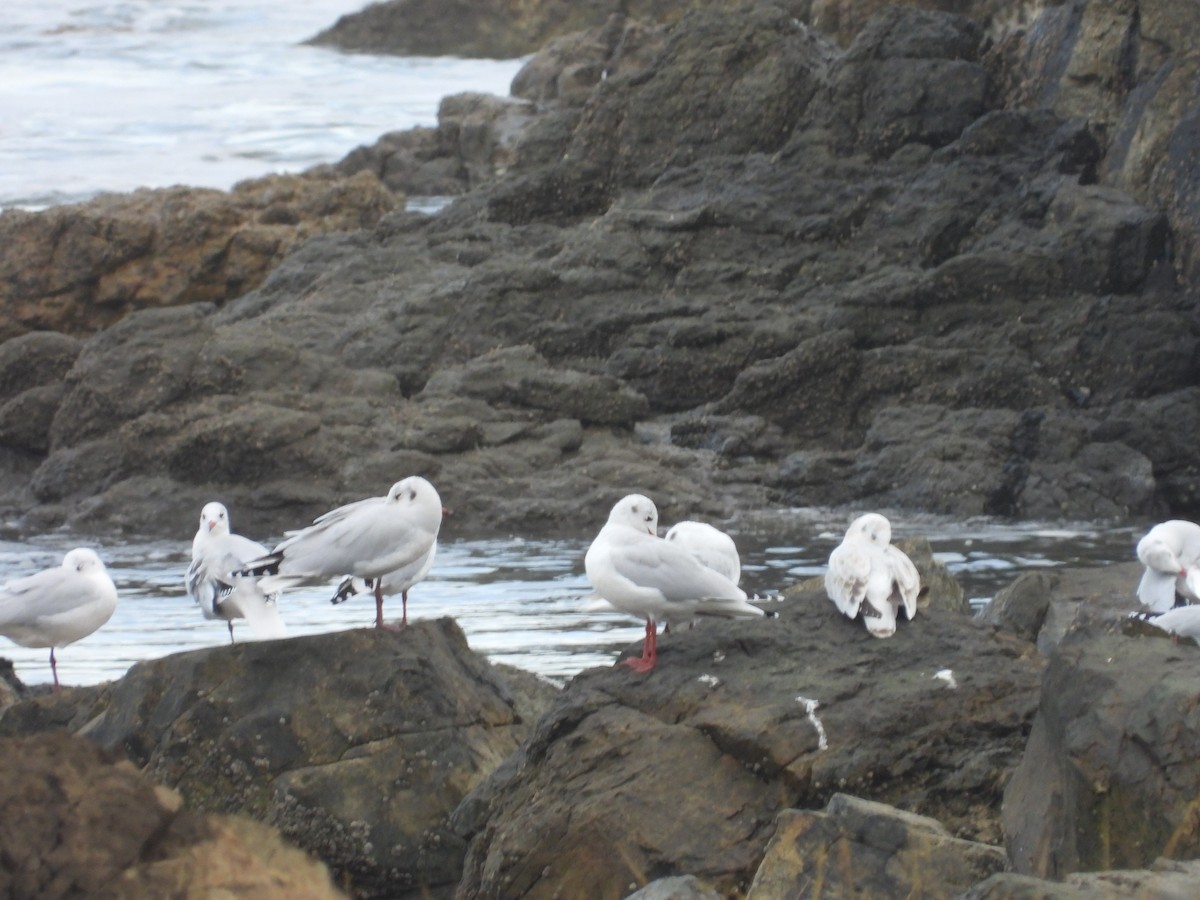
[
  {"xmin": 1, "ymin": 619, "xmax": 559, "ymax": 898},
  {"xmin": 0, "ymin": 731, "xmax": 344, "ymax": 900},
  {"xmin": 747, "ymin": 794, "xmax": 1010, "ymax": 899},
  {"xmin": 0, "ymin": 170, "xmax": 398, "ymax": 341}
]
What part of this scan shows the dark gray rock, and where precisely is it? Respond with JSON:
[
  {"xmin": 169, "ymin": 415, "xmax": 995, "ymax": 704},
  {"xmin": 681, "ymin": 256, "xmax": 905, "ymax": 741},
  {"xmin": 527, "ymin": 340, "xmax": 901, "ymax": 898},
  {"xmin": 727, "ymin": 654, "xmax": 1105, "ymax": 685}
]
[
  {"xmin": 453, "ymin": 586, "xmax": 1042, "ymax": 898},
  {"xmin": 961, "ymin": 859, "xmax": 1200, "ymax": 900},
  {"xmin": 1002, "ymin": 616, "xmax": 1200, "ymax": 878},
  {"xmin": 0, "ymin": 620, "xmax": 560, "ymax": 899},
  {"xmin": 0, "ymin": 3, "xmax": 1198, "ymax": 539}
]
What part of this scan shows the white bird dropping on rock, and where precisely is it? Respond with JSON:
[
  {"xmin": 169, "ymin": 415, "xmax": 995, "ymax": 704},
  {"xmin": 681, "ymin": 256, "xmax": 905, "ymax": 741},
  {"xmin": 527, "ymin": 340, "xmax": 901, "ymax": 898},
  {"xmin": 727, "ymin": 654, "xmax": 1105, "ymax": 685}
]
[
  {"xmin": 0, "ymin": 548, "xmax": 118, "ymax": 689},
  {"xmin": 825, "ymin": 513, "xmax": 920, "ymax": 638},
  {"xmin": 1135, "ymin": 520, "xmax": 1200, "ymax": 613},
  {"xmin": 584, "ymin": 493, "xmax": 766, "ymax": 673}
]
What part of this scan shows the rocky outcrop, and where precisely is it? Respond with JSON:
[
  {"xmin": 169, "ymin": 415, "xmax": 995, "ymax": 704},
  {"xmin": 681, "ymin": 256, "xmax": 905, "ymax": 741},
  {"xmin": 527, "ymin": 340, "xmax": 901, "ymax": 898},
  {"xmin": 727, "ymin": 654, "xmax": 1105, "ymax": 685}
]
[
  {"xmin": 1001, "ymin": 615, "xmax": 1200, "ymax": 878},
  {"xmin": 978, "ymin": 561, "xmax": 1144, "ymax": 654},
  {"xmin": 0, "ymin": 620, "xmax": 559, "ymax": 898},
  {"xmin": 0, "ymin": 730, "xmax": 345, "ymax": 899},
  {"xmin": 1, "ymin": 1, "xmax": 1197, "ymax": 540},
  {"xmin": 0, "ymin": 170, "xmax": 398, "ymax": 341},
  {"xmin": 962, "ymin": 860, "xmax": 1200, "ymax": 899},
  {"xmin": 452, "ymin": 583, "xmax": 1042, "ymax": 897},
  {"xmin": 747, "ymin": 794, "xmax": 1010, "ymax": 899},
  {"xmin": 305, "ymin": 0, "xmax": 748, "ymax": 59}
]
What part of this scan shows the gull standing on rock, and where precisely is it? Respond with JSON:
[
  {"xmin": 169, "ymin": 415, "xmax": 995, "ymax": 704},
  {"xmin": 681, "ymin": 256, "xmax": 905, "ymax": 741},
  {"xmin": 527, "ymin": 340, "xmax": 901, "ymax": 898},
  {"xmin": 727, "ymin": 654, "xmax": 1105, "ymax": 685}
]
[
  {"xmin": 585, "ymin": 494, "xmax": 766, "ymax": 673},
  {"xmin": 0, "ymin": 548, "xmax": 118, "ymax": 689},
  {"xmin": 1135, "ymin": 520, "xmax": 1200, "ymax": 613},
  {"xmin": 825, "ymin": 513, "xmax": 920, "ymax": 638},
  {"xmin": 244, "ymin": 476, "xmax": 443, "ymax": 629},
  {"xmin": 329, "ymin": 542, "xmax": 437, "ymax": 617},
  {"xmin": 186, "ymin": 501, "xmax": 286, "ymax": 643}
]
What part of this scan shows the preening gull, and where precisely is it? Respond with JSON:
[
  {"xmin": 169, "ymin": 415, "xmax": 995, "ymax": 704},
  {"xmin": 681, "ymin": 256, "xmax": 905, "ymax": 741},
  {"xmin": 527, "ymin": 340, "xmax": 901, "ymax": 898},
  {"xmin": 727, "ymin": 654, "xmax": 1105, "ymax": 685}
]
[
  {"xmin": 665, "ymin": 520, "xmax": 741, "ymax": 585},
  {"xmin": 584, "ymin": 494, "xmax": 766, "ymax": 673},
  {"xmin": 186, "ymin": 501, "xmax": 286, "ymax": 643},
  {"xmin": 1135, "ymin": 520, "xmax": 1200, "ymax": 613},
  {"xmin": 243, "ymin": 476, "xmax": 443, "ymax": 629},
  {"xmin": 825, "ymin": 513, "xmax": 920, "ymax": 638},
  {"xmin": 0, "ymin": 548, "xmax": 118, "ymax": 689}
]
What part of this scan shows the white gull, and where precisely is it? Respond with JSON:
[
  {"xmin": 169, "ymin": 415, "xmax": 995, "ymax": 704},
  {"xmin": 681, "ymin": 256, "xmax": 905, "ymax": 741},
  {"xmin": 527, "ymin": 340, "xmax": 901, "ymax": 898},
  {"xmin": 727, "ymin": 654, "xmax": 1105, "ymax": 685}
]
[
  {"xmin": 0, "ymin": 548, "xmax": 118, "ymax": 689},
  {"xmin": 824, "ymin": 513, "xmax": 920, "ymax": 638},
  {"xmin": 244, "ymin": 476, "xmax": 443, "ymax": 629},
  {"xmin": 186, "ymin": 501, "xmax": 286, "ymax": 643},
  {"xmin": 584, "ymin": 493, "xmax": 766, "ymax": 673},
  {"xmin": 1135, "ymin": 520, "xmax": 1200, "ymax": 613}
]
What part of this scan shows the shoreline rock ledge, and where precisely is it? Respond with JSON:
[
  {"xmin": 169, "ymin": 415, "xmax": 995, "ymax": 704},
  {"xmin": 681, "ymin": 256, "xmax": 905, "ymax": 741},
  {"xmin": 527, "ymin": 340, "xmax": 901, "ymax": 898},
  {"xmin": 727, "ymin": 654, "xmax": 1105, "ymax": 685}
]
[
  {"xmin": 1, "ymin": 561, "xmax": 1200, "ymax": 897},
  {"xmin": 0, "ymin": 619, "xmax": 560, "ymax": 898}
]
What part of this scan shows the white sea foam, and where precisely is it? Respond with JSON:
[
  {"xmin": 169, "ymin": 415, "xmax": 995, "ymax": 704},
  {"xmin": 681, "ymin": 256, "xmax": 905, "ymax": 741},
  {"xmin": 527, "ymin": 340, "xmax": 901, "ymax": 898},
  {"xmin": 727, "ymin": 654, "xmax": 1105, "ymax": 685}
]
[{"xmin": 0, "ymin": 0, "xmax": 525, "ymax": 210}]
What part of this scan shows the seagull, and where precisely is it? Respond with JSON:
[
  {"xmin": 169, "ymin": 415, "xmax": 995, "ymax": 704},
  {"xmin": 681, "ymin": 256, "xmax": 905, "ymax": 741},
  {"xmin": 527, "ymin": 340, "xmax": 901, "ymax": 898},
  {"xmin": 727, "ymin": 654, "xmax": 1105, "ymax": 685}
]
[
  {"xmin": 329, "ymin": 542, "xmax": 437, "ymax": 617},
  {"xmin": 665, "ymin": 520, "xmax": 741, "ymax": 585},
  {"xmin": 1134, "ymin": 606, "xmax": 1200, "ymax": 644},
  {"xmin": 0, "ymin": 548, "xmax": 118, "ymax": 689},
  {"xmin": 824, "ymin": 513, "xmax": 920, "ymax": 638},
  {"xmin": 1135, "ymin": 520, "xmax": 1200, "ymax": 613},
  {"xmin": 186, "ymin": 501, "xmax": 286, "ymax": 643},
  {"xmin": 243, "ymin": 476, "xmax": 443, "ymax": 629},
  {"xmin": 584, "ymin": 494, "xmax": 766, "ymax": 673}
]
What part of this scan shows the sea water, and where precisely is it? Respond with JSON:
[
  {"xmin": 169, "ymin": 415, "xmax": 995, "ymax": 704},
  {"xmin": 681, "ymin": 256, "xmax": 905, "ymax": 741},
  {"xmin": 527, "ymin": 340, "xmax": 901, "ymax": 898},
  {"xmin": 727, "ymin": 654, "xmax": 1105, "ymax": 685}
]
[
  {"xmin": 0, "ymin": 515, "xmax": 1142, "ymax": 687},
  {"xmin": 0, "ymin": 0, "xmax": 525, "ymax": 209}
]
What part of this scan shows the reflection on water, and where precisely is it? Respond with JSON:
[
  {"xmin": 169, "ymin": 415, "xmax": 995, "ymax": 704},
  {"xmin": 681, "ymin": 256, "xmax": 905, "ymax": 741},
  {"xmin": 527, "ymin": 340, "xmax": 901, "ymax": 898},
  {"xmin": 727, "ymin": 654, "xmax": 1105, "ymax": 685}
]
[{"xmin": 0, "ymin": 513, "xmax": 1144, "ymax": 688}]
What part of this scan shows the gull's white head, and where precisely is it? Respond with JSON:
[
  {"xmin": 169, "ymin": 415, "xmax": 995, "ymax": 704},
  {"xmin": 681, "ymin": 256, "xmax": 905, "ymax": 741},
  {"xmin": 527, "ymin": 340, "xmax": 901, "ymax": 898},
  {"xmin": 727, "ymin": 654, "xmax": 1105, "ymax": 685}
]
[
  {"xmin": 847, "ymin": 513, "xmax": 892, "ymax": 546},
  {"xmin": 199, "ymin": 501, "xmax": 230, "ymax": 536},
  {"xmin": 387, "ymin": 476, "xmax": 444, "ymax": 528},
  {"xmin": 608, "ymin": 494, "xmax": 659, "ymax": 536},
  {"xmin": 62, "ymin": 547, "xmax": 106, "ymax": 575}
]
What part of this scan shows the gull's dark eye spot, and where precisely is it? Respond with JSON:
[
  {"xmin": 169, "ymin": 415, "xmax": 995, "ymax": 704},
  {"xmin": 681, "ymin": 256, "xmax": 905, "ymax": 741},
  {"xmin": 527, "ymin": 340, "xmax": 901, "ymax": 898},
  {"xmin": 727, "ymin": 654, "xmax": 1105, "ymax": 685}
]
[{"xmin": 408, "ymin": 488, "xmax": 417, "ymax": 501}]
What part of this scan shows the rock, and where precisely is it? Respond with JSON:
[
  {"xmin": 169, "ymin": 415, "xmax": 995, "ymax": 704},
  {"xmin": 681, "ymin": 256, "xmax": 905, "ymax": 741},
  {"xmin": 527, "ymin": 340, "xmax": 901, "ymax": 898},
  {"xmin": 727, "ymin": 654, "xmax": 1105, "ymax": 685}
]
[
  {"xmin": 978, "ymin": 562, "xmax": 1144, "ymax": 654},
  {"xmin": 0, "ymin": 620, "xmax": 559, "ymax": 898},
  {"xmin": 626, "ymin": 875, "xmax": 723, "ymax": 900},
  {"xmin": 817, "ymin": 7, "xmax": 990, "ymax": 158},
  {"xmin": 2, "ymin": 3, "xmax": 1200, "ymax": 537},
  {"xmin": 962, "ymin": 859, "xmax": 1200, "ymax": 899},
  {"xmin": 746, "ymin": 794, "xmax": 1009, "ymax": 899},
  {"xmin": 421, "ymin": 344, "xmax": 649, "ymax": 426},
  {"xmin": 0, "ymin": 170, "xmax": 398, "ymax": 340},
  {"xmin": 304, "ymin": 0, "xmax": 753, "ymax": 59},
  {"xmin": 511, "ymin": 15, "xmax": 669, "ymax": 106},
  {"xmin": 453, "ymin": 586, "xmax": 1043, "ymax": 897},
  {"xmin": 0, "ymin": 730, "xmax": 344, "ymax": 900},
  {"xmin": 1002, "ymin": 617, "xmax": 1200, "ymax": 878}
]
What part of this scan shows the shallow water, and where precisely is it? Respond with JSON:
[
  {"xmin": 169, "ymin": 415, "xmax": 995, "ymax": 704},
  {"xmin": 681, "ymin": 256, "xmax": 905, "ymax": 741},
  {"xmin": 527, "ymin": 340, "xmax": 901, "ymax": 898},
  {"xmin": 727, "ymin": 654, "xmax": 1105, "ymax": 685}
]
[
  {"xmin": 0, "ymin": 0, "xmax": 524, "ymax": 209},
  {"xmin": 0, "ymin": 513, "xmax": 1143, "ymax": 688}
]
